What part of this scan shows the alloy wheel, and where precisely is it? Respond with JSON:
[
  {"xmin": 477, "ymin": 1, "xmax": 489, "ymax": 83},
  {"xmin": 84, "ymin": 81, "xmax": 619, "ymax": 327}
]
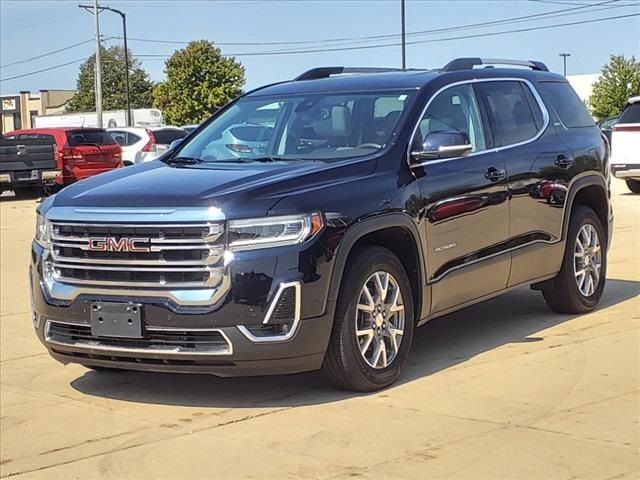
[
  {"xmin": 355, "ymin": 271, "xmax": 405, "ymax": 369},
  {"xmin": 574, "ymin": 223, "xmax": 602, "ymax": 297}
]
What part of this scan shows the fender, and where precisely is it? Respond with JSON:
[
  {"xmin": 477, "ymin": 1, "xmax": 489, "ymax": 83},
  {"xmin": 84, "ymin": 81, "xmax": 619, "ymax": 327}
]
[
  {"xmin": 561, "ymin": 173, "xmax": 611, "ymax": 247},
  {"xmin": 325, "ymin": 212, "xmax": 430, "ymax": 323}
]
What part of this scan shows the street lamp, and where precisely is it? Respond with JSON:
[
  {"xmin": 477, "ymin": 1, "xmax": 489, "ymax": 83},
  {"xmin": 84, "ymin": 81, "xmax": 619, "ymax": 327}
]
[
  {"xmin": 400, "ymin": 0, "xmax": 406, "ymax": 69},
  {"xmin": 559, "ymin": 53, "xmax": 571, "ymax": 77},
  {"xmin": 79, "ymin": 4, "xmax": 131, "ymax": 127}
]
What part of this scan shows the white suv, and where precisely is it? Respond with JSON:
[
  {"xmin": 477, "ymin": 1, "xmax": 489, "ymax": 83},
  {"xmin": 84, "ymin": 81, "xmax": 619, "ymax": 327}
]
[
  {"xmin": 108, "ymin": 127, "xmax": 187, "ymax": 165},
  {"xmin": 610, "ymin": 96, "xmax": 640, "ymax": 193}
]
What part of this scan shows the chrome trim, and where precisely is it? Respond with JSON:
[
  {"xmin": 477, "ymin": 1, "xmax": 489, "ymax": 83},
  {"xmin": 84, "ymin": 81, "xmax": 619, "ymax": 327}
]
[
  {"xmin": 44, "ymin": 320, "xmax": 233, "ymax": 356},
  {"xmin": 49, "ymin": 252, "xmax": 222, "ymax": 267},
  {"xmin": 45, "ymin": 206, "xmax": 226, "ymax": 224},
  {"xmin": 41, "ymin": 272, "xmax": 231, "ymax": 307},
  {"xmin": 238, "ymin": 281, "xmax": 302, "ymax": 343},
  {"xmin": 407, "ymin": 77, "xmax": 550, "ymax": 170},
  {"xmin": 50, "ymin": 262, "xmax": 222, "ymax": 273}
]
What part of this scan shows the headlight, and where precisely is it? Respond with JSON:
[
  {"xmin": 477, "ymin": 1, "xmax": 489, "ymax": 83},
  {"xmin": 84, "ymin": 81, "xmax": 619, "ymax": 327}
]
[
  {"xmin": 228, "ymin": 213, "xmax": 323, "ymax": 251},
  {"xmin": 35, "ymin": 214, "xmax": 50, "ymax": 248}
]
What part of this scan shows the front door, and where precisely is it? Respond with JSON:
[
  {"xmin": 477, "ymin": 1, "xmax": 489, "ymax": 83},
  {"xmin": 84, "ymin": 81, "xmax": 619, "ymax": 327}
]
[{"xmin": 412, "ymin": 82, "xmax": 511, "ymax": 314}]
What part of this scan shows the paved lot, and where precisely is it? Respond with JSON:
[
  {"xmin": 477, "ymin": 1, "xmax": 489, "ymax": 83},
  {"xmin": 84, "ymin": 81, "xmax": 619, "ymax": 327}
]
[{"xmin": 0, "ymin": 180, "xmax": 638, "ymax": 480}]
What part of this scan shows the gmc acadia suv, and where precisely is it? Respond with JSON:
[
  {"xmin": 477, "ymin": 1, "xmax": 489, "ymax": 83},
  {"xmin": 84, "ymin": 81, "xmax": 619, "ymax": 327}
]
[{"xmin": 31, "ymin": 58, "xmax": 613, "ymax": 391}]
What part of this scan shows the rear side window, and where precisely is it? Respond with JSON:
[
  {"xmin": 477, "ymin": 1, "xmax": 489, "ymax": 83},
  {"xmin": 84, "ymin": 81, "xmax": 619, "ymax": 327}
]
[
  {"xmin": 476, "ymin": 81, "xmax": 543, "ymax": 147},
  {"xmin": 153, "ymin": 129, "xmax": 187, "ymax": 145},
  {"xmin": 109, "ymin": 131, "xmax": 142, "ymax": 146},
  {"xmin": 538, "ymin": 82, "xmax": 595, "ymax": 128},
  {"xmin": 618, "ymin": 103, "xmax": 640, "ymax": 124},
  {"xmin": 67, "ymin": 130, "xmax": 117, "ymax": 146}
]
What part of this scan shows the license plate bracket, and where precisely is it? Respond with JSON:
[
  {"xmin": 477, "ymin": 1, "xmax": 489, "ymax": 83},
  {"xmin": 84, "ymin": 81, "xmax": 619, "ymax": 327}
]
[{"xmin": 90, "ymin": 302, "xmax": 143, "ymax": 338}]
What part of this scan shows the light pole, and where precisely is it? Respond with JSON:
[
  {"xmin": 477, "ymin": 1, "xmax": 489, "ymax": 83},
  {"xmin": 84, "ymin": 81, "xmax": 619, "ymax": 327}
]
[
  {"xmin": 79, "ymin": 4, "xmax": 131, "ymax": 127},
  {"xmin": 559, "ymin": 53, "xmax": 571, "ymax": 77},
  {"xmin": 401, "ymin": 0, "xmax": 406, "ymax": 69},
  {"xmin": 79, "ymin": 0, "xmax": 103, "ymax": 127}
]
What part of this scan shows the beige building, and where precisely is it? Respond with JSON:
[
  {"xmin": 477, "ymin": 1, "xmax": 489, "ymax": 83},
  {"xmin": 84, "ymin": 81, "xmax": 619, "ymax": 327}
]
[{"xmin": 0, "ymin": 89, "xmax": 75, "ymax": 133}]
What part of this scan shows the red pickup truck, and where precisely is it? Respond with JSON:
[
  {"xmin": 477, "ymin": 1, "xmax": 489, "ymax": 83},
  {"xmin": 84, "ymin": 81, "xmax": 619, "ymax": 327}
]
[{"xmin": 4, "ymin": 128, "xmax": 122, "ymax": 185}]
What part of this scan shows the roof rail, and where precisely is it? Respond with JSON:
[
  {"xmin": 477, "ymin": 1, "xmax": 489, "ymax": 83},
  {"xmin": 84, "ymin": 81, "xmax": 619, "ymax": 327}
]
[
  {"xmin": 442, "ymin": 57, "xmax": 549, "ymax": 72},
  {"xmin": 294, "ymin": 67, "xmax": 408, "ymax": 81}
]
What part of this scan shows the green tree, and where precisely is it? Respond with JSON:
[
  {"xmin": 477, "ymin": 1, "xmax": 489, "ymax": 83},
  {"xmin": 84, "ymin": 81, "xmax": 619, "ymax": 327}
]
[
  {"xmin": 152, "ymin": 40, "xmax": 245, "ymax": 125},
  {"xmin": 66, "ymin": 45, "xmax": 154, "ymax": 112},
  {"xmin": 589, "ymin": 55, "xmax": 640, "ymax": 121}
]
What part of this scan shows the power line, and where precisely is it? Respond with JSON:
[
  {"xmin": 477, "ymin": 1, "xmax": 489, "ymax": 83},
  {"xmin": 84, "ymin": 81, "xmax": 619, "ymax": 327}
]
[
  {"xmin": 0, "ymin": 39, "xmax": 93, "ymax": 69},
  {"xmin": 133, "ymin": 12, "xmax": 640, "ymax": 59},
  {"xmin": 0, "ymin": 58, "xmax": 87, "ymax": 83},
  {"xmin": 118, "ymin": 0, "xmax": 624, "ymax": 48}
]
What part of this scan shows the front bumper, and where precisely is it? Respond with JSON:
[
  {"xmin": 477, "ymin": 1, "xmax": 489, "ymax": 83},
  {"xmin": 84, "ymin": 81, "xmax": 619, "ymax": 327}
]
[
  {"xmin": 611, "ymin": 164, "xmax": 640, "ymax": 180},
  {"xmin": 30, "ymin": 236, "xmax": 336, "ymax": 376}
]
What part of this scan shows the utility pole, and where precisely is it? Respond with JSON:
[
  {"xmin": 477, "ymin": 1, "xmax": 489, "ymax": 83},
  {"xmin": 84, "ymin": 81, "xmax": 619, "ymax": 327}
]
[
  {"xmin": 80, "ymin": 4, "xmax": 131, "ymax": 126},
  {"xmin": 93, "ymin": 0, "xmax": 103, "ymax": 127},
  {"xmin": 400, "ymin": 0, "xmax": 406, "ymax": 69},
  {"xmin": 559, "ymin": 52, "xmax": 571, "ymax": 77}
]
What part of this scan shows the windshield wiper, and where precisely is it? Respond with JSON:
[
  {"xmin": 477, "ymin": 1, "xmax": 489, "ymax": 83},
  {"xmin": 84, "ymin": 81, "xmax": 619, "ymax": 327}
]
[{"xmin": 165, "ymin": 156, "xmax": 204, "ymax": 165}]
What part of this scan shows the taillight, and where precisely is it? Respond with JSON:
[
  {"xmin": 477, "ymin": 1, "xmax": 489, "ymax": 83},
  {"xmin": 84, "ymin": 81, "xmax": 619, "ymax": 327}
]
[
  {"xmin": 226, "ymin": 144, "xmax": 252, "ymax": 153},
  {"xmin": 60, "ymin": 148, "xmax": 83, "ymax": 161},
  {"xmin": 141, "ymin": 130, "xmax": 156, "ymax": 153}
]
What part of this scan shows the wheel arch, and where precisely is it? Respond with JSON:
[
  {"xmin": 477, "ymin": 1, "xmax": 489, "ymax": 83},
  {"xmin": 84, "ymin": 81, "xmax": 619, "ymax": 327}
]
[
  {"xmin": 563, "ymin": 174, "xmax": 610, "ymax": 249},
  {"xmin": 327, "ymin": 213, "xmax": 428, "ymax": 325}
]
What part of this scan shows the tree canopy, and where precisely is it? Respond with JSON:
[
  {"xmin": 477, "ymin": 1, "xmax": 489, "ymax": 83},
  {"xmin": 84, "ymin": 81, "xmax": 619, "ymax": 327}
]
[
  {"xmin": 589, "ymin": 55, "xmax": 640, "ymax": 121},
  {"xmin": 152, "ymin": 40, "xmax": 245, "ymax": 125},
  {"xmin": 66, "ymin": 45, "xmax": 154, "ymax": 113}
]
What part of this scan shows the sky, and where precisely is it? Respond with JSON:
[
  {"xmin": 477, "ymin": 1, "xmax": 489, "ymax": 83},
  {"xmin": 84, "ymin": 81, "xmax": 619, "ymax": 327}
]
[{"xmin": 1, "ymin": 0, "xmax": 639, "ymax": 96}]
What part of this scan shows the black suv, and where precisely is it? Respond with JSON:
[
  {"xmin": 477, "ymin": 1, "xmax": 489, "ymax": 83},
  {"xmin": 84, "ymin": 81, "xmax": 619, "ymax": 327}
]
[{"xmin": 31, "ymin": 58, "xmax": 612, "ymax": 391}]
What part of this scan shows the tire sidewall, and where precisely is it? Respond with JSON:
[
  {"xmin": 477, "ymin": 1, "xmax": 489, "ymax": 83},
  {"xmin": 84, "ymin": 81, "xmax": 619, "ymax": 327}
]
[
  {"xmin": 334, "ymin": 247, "xmax": 415, "ymax": 390},
  {"xmin": 563, "ymin": 207, "xmax": 607, "ymax": 310}
]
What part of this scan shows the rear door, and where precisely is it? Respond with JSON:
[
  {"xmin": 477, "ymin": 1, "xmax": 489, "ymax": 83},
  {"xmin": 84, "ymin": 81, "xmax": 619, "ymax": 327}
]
[
  {"xmin": 413, "ymin": 82, "xmax": 510, "ymax": 314},
  {"xmin": 474, "ymin": 79, "xmax": 574, "ymax": 286}
]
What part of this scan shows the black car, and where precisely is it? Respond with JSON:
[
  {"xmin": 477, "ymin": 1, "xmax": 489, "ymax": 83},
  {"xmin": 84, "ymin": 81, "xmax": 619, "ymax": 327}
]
[{"xmin": 31, "ymin": 58, "xmax": 612, "ymax": 391}]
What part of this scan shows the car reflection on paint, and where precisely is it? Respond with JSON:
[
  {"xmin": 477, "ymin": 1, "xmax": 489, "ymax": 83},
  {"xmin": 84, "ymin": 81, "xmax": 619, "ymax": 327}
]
[{"xmin": 531, "ymin": 180, "xmax": 568, "ymax": 206}]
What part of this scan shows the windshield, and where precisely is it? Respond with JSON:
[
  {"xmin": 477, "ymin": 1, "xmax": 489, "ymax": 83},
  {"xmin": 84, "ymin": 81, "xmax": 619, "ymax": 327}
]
[{"xmin": 176, "ymin": 91, "xmax": 414, "ymax": 163}]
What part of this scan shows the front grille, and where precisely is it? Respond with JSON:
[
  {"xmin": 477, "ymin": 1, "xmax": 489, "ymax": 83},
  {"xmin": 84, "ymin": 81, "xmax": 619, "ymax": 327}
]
[
  {"xmin": 46, "ymin": 321, "xmax": 232, "ymax": 355},
  {"xmin": 47, "ymin": 221, "xmax": 224, "ymax": 289}
]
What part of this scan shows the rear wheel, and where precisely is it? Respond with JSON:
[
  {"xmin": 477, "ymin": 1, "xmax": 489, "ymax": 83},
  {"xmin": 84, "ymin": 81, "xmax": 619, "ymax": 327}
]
[
  {"xmin": 323, "ymin": 246, "xmax": 415, "ymax": 392},
  {"xmin": 626, "ymin": 179, "xmax": 640, "ymax": 194},
  {"xmin": 541, "ymin": 206, "xmax": 606, "ymax": 313}
]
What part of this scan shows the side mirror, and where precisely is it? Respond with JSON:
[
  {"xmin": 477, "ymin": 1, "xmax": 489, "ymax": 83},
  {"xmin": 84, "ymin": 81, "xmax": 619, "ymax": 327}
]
[
  {"xmin": 169, "ymin": 138, "xmax": 184, "ymax": 150},
  {"xmin": 411, "ymin": 131, "xmax": 473, "ymax": 163}
]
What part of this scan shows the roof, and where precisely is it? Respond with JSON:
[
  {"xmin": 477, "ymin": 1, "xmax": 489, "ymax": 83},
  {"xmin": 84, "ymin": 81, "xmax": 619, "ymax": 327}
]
[
  {"xmin": 9, "ymin": 127, "xmax": 105, "ymax": 134},
  {"xmin": 246, "ymin": 66, "xmax": 565, "ymax": 97}
]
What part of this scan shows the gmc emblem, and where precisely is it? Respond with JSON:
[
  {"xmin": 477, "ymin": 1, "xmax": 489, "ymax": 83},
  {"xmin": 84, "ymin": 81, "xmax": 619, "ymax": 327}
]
[{"xmin": 88, "ymin": 237, "xmax": 151, "ymax": 253}]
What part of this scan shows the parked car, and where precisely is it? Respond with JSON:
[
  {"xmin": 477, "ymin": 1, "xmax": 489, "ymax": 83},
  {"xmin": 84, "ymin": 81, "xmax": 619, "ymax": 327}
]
[
  {"xmin": 610, "ymin": 96, "xmax": 640, "ymax": 193},
  {"xmin": 4, "ymin": 128, "xmax": 122, "ymax": 185},
  {"xmin": 108, "ymin": 127, "xmax": 188, "ymax": 165},
  {"xmin": 31, "ymin": 58, "xmax": 612, "ymax": 392},
  {"xmin": 0, "ymin": 133, "xmax": 59, "ymax": 198},
  {"xmin": 598, "ymin": 114, "xmax": 619, "ymax": 144}
]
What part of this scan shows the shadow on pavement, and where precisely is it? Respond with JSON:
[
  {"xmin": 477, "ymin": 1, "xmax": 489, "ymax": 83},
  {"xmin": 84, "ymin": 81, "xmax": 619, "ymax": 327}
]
[{"xmin": 70, "ymin": 278, "xmax": 640, "ymax": 408}]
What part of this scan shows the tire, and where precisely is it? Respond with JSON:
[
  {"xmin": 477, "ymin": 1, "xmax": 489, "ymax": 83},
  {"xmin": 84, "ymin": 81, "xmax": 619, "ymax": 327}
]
[
  {"xmin": 626, "ymin": 179, "xmax": 640, "ymax": 194},
  {"xmin": 323, "ymin": 246, "xmax": 415, "ymax": 392},
  {"xmin": 542, "ymin": 206, "xmax": 607, "ymax": 314},
  {"xmin": 13, "ymin": 186, "xmax": 44, "ymax": 200}
]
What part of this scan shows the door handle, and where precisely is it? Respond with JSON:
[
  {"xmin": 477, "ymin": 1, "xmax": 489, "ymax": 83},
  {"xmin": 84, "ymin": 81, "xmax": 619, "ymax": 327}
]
[
  {"xmin": 484, "ymin": 167, "xmax": 506, "ymax": 182},
  {"xmin": 554, "ymin": 154, "xmax": 574, "ymax": 168}
]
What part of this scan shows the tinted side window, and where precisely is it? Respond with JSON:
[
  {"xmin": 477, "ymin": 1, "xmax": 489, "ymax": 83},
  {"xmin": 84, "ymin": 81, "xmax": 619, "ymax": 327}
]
[
  {"xmin": 538, "ymin": 82, "xmax": 595, "ymax": 128},
  {"xmin": 618, "ymin": 103, "xmax": 640, "ymax": 124},
  {"xmin": 415, "ymin": 84, "xmax": 486, "ymax": 152},
  {"xmin": 476, "ymin": 81, "xmax": 541, "ymax": 147},
  {"xmin": 153, "ymin": 129, "xmax": 187, "ymax": 145}
]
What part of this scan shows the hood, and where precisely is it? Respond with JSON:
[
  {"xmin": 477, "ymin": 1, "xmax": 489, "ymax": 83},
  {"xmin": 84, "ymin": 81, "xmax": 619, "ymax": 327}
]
[{"xmin": 51, "ymin": 158, "xmax": 375, "ymax": 216}]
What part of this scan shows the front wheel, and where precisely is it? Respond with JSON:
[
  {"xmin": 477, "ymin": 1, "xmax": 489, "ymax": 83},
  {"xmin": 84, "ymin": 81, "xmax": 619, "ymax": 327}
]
[
  {"xmin": 323, "ymin": 246, "xmax": 415, "ymax": 392},
  {"xmin": 541, "ymin": 206, "xmax": 606, "ymax": 313},
  {"xmin": 626, "ymin": 179, "xmax": 640, "ymax": 194}
]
